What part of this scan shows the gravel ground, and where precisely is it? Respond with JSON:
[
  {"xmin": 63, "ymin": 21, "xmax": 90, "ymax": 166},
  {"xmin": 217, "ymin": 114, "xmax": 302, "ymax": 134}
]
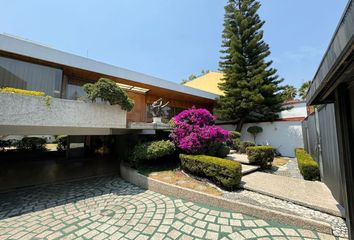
[{"xmin": 224, "ymin": 189, "xmax": 348, "ymax": 238}]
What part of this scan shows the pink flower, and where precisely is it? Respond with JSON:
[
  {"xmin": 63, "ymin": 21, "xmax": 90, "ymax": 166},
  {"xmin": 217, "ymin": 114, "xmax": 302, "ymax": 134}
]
[{"xmin": 170, "ymin": 108, "xmax": 230, "ymax": 154}]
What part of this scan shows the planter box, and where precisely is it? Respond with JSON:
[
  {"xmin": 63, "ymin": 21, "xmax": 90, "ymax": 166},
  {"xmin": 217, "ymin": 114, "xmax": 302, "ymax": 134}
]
[{"xmin": 0, "ymin": 93, "xmax": 127, "ymax": 134}]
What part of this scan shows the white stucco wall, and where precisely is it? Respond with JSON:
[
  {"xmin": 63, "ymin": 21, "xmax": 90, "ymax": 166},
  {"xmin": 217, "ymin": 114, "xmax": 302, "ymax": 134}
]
[
  {"xmin": 279, "ymin": 102, "xmax": 307, "ymax": 119},
  {"xmin": 0, "ymin": 93, "xmax": 127, "ymax": 133},
  {"xmin": 219, "ymin": 121, "xmax": 304, "ymax": 157},
  {"xmin": 240, "ymin": 121, "xmax": 304, "ymax": 157}
]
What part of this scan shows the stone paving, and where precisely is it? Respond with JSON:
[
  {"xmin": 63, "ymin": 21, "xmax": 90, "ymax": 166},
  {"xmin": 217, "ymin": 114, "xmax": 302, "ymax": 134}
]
[
  {"xmin": 0, "ymin": 176, "xmax": 343, "ymax": 239},
  {"xmin": 224, "ymin": 189, "xmax": 348, "ymax": 238},
  {"xmin": 264, "ymin": 157, "xmax": 304, "ymax": 179}
]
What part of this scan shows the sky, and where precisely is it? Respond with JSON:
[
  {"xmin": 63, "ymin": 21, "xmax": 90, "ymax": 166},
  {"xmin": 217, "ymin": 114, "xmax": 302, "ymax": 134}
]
[{"xmin": 0, "ymin": 0, "xmax": 349, "ymax": 89}]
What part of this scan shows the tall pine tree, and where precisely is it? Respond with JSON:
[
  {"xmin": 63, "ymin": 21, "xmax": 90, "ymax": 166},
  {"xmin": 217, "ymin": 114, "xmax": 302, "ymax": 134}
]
[{"xmin": 216, "ymin": 0, "xmax": 285, "ymax": 131}]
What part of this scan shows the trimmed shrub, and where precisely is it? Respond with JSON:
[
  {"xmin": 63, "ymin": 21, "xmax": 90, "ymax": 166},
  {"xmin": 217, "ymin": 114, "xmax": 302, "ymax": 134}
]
[
  {"xmin": 131, "ymin": 140, "xmax": 176, "ymax": 164},
  {"xmin": 216, "ymin": 144, "xmax": 231, "ymax": 158},
  {"xmin": 0, "ymin": 87, "xmax": 45, "ymax": 97},
  {"xmin": 16, "ymin": 137, "xmax": 46, "ymax": 151},
  {"xmin": 239, "ymin": 141, "xmax": 256, "ymax": 153},
  {"xmin": 83, "ymin": 78, "xmax": 135, "ymax": 111},
  {"xmin": 247, "ymin": 126, "xmax": 263, "ymax": 142},
  {"xmin": 232, "ymin": 138, "xmax": 242, "ymax": 152},
  {"xmin": 246, "ymin": 146, "xmax": 274, "ymax": 169},
  {"xmin": 180, "ymin": 154, "xmax": 242, "ymax": 190},
  {"xmin": 230, "ymin": 131, "xmax": 241, "ymax": 139},
  {"xmin": 295, "ymin": 148, "xmax": 320, "ymax": 181}
]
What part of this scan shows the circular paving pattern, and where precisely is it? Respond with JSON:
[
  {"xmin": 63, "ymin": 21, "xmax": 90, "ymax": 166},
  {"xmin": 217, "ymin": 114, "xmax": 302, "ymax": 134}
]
[{"xmin": 0, "ymin": 177, "xmax": 344, "ymax": 239}]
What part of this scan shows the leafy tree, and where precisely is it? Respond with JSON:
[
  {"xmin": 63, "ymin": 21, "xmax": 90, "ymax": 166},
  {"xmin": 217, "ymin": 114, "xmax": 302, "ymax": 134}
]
[
  {"xmin": 201, "ymin": 69, "xmax": 211, "ymax": 75},
  {"xmin": 216, "ymin": 0, "xmax": 285, "ymax": 131},
  {"xmin": 181, "ymin": 74, "xmax": 197, "ymax": 84},
  {"xmin": 181, "ymin": 70, "xmax": 211, "ymax": 84},
  {"xmin": 281, "ymin": 85, "xmax": 297, "ymax": 100},
  {"xmin": 299, "ymin": 80, "xmax": 312, "ymax": 99}
]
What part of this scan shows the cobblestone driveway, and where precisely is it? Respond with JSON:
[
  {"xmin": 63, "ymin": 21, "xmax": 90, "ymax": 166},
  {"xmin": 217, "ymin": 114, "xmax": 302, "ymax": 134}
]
[{"xmin": 0, "ymin": 177, "xmax": 338, "ymax": 239}]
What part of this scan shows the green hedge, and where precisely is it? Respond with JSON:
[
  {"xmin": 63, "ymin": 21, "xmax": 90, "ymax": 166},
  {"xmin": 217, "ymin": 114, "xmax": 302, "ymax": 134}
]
[
  {"xmin": 295, "ymin": 148, "xmax": 320, "ymax": 181},
  {"xmin": 239, "ymin": 141, "xmax": 256, "ymax": 153},
  {"xmin": 180, "ymin": 154, "xmax": 242, "ymax": 190},
  {"xmin": 246, "ymin": 146, "xmax": 274, "ymax": 169},
  {"xmin": 230, "ymin": 131, "xmax": 241, "ymax": 139},
  {"xmin": 131, "ymin": 140, "xmax": 175, "ymax": 164}
]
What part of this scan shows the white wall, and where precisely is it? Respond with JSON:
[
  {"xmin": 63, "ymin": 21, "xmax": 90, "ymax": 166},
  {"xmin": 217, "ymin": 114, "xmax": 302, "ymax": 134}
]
[
  {"xmin": 279, "ymin": 102, "xmax": 307, "ymax": 119},
  {"xmin": 240, "ymin": 121, "xmax": 304, "ymax": 157},
  {"xmin": 219, "ymin": 121, "xmax": 304, "ymax": 157}
]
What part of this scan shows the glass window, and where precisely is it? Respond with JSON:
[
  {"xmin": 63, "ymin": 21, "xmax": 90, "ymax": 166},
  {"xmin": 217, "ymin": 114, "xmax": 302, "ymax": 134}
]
[
  {"xmin": 146, "ymin": 103, "xmax": 186, "ymax": 123},
  {"xmin": 66, "ymin": 78, "xmax": 86, "ymax": 100},
  {"xmin": 0, "ymin": 56, "xmax": 62, "ymax": 97}
]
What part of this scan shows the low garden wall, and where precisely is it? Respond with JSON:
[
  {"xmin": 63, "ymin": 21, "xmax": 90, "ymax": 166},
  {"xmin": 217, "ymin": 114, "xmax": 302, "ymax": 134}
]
[{"xmin": 0, "ymin": 93, "xmax": 127, "ymax": 134}]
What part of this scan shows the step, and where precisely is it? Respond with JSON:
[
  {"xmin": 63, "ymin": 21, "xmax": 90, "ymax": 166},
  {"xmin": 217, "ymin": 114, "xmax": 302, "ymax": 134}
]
[
  {"xmin": 241, "ymin": 164, "xmax": 260, "ymax": 175},
  {"xmin": 226, "ymin": 153, "xmax": 251, "ymax": 164}
]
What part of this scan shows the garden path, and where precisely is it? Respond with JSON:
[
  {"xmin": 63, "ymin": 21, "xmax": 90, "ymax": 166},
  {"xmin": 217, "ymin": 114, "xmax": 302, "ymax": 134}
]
[{"xmin": 241, "ymin": 172, "xmax": 345, "ymax": 217}]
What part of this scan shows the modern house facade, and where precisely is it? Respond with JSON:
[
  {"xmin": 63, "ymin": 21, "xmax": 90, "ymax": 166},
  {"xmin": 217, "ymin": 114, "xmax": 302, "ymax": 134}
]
[
  {"xmin": 0, "ymin": 34, "xmax": 217, "ymax": 135},
  {"xmin": 304, "ymin": 0, "xmax": 354, "ymax": 238},
  {"xmin": 0, "ymin": 34, "xmax": 218, "ymax": 190}
]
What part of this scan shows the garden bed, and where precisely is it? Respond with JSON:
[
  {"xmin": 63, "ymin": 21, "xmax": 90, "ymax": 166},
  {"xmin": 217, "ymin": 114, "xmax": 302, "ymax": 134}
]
[{"xmin": 136, "ymin": 160, "xmax": 222, "ymax": 196}]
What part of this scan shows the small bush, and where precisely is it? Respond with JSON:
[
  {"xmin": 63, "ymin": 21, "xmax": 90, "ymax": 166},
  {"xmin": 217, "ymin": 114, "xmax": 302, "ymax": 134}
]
[
  {"xmin": 131, "ymin": 140, "xmax": 176, "ymax": 164},
  {"xmin": 247, "ymin": 126, "xmax": 263, "ymax": 142},
  {"xmin": 180, "ymin": 154, "xmax": 242, "ymax": 190},
  {"xmin": 230, "ymin": 131, "xmax": 241, "ymax": 139},
  {"xmin": 16, "ymin": 137, "xmax": 46, "ymax": 151},
  {"xmin": 216, "ymin": 144, "xmax": 231, "ymax": 158},
  {"xmin": 246, "ymin": 146, "xmax": 274, "ymax": 169},
  {"xmin": 239, "ymin": 141, "xmax": 256, "ymax": 153},
  {"xmin": 231, "ymin": 138, "xmax": 241, "ymax": 152},
  {"xmin": 295, "ymin": 148, "xmax": 320, "ymax": 181},
  {"xmin": 0, "ymin": 140, "xmax": 11, "ymax": 151},
  {"xmin": 83, "ymin": 78, "xmax": 135, "ymax": 111},
  {"xmin": 0, "ymin": 87, "xmax": 45, "ymax": 97},
  {"xmin": 56, "ymin": 135, "xmax": 68, "ymax": 151}
]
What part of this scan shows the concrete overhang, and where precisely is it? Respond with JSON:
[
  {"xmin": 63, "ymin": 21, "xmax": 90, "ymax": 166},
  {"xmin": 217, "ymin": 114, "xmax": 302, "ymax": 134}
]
[
  {"xmin": 0, "ymin": 34, "xmax": 218, "ymax": 102},
  {"xmin": 307, "ymin": 0, "xmax": 354, "ymax": 105}
]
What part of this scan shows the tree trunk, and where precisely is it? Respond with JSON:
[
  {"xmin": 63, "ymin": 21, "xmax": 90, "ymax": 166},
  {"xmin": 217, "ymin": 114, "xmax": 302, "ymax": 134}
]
[{"xmin": 236, "ymin": 119, "xmax": 244, "ymax": 132}]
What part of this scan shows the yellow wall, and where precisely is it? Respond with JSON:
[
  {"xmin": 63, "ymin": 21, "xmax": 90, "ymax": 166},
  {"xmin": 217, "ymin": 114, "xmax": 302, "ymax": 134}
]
[{"xmin": 183, "ymin": 71, "xmax": 224, "ymax": 96}]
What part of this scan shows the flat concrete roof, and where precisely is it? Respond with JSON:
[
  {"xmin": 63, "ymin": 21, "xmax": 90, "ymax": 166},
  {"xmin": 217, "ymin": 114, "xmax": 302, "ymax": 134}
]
[
  {"xmin": 0, "ymin": 34, "xmax": 218, "ymax": 101},
  {"xmin": 307, "ymin": 0, "xmax": 354, "ymax": 105}
]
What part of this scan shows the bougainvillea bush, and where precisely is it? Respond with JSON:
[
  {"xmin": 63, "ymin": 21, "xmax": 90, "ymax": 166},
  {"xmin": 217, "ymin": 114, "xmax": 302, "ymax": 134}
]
[{"xmin": 170, "ymin": 107, "xmax": 230, "ymax": 157}]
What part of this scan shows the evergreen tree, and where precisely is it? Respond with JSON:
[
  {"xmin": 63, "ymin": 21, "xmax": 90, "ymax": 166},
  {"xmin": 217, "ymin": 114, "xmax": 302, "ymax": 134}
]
[
  {"xmin": 282, "ymin": 85, "xmax": 297, "ymax": 100},
  {"xmin": 216, "ymin": 0, "xmax": 285, "ymax": 131},
  {"xmin": 299, "ymin": 80, "xmax": 312, "ymax": 99}
]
